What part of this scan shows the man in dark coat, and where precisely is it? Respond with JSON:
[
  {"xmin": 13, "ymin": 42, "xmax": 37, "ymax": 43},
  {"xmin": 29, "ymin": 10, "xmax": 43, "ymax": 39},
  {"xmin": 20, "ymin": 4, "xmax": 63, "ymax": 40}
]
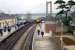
[
  {"xmin": 37, "ymin": 30, "xmax": 40, "ymax": 35},
  {"xmin": 0, "ymin": 29, "xmax": 3, "ymax": 36},
  {"xmin": 41, "ymin": 31, "xmax": 44, "ymax": 37},
  {"xmin": 8, "ymin": 26, "xmax": 11, "ymax": 33}
]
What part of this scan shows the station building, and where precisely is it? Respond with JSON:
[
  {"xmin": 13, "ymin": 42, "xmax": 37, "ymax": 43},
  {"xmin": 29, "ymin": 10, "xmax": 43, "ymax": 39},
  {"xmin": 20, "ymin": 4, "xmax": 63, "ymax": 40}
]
[{"xmin": 0, "ymin": 13, "xmax": 16, "ymax": 29}]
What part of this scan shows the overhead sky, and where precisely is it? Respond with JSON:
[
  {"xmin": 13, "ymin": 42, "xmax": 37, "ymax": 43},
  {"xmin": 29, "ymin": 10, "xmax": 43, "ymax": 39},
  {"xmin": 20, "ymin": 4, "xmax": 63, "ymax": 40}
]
[{"xmin": 0, "ymin": 0, "xmax": 75, "ymax": 14}]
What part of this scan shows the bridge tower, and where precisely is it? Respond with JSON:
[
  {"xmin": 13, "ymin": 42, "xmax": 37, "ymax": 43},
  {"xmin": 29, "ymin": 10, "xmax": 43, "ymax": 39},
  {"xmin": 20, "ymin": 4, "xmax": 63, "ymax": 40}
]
[
  {"xmin": 26, "ymin": 13, "xmax": 31, "ymax": 22},
  {"xmin": 46, "ymin": 1, "xmax": 52, "ymax": 21}
]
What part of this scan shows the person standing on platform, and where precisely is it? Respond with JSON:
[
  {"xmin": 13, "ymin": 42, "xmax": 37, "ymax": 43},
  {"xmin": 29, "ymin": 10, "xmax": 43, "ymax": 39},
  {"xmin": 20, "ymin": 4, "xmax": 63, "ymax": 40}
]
[
  {"xmin": 37, "ymin": 30, "xmax": 40, "ymax": 36},
  {"xmin": 0, "ymin": 29, "xmax": 3, "ymax": 36},
  {"xmin": 8, "ymin": 26, "xmax": 11, "ymax": 33},
  {"xmin": 41, "ymin": 31, "xmax": 44, "ymax": 37}
]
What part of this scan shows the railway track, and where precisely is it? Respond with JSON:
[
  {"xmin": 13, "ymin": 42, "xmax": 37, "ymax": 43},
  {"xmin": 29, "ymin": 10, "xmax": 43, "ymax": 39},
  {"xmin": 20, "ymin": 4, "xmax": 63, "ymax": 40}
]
[
  {"xmin": 21, "ymin": 25, "xmax": 36, "ymax": 50},
  {"xmin": 0, "ymin": 22, "xmax": 33, "ymax": 50}
]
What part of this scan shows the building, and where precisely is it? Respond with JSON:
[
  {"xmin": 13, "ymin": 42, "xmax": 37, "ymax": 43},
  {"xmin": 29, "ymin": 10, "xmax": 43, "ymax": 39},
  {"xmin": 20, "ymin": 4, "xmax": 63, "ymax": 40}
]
[{"xmin": 0, "ymin": 13, "xmax": 16, "ymax": 29}]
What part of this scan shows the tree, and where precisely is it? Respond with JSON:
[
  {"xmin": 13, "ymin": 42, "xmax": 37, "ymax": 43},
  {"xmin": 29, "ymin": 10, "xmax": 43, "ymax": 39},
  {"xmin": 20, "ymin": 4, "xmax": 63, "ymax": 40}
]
[
  {"xmin": 55, "ymin": 0, "xmax": 75, "ymax": 26},
  {"xmin": 66, "ymin": 0, "xmax": 75, "ymax": 20},
  {"xmin": 64, "ymin": 0, "xmax": 75, "ymax": 34},
  {"xmin": 67, "ymin": 0, "xmax": 75, "ymax": 10},
  {"xmin": 55, "ymin": 0, "xmax": 75, "ymax": 34},
  {"xmin": 54, "ymin": 0, "xmax": 65, "ymax": 4},
  {"xmin": 54, "ymin": 0, "xmax": 66, "ymax": 23},
  {"xmin": 54, "ymin": 0, "xmax": 65, "ymax": 11},
  {"xmin": 64, "ymin": 0, "xmax": 75, "ymax": 26},
  {"xmin": 56, "ymin": 10, "xmax": 64, "ymax": 16}
]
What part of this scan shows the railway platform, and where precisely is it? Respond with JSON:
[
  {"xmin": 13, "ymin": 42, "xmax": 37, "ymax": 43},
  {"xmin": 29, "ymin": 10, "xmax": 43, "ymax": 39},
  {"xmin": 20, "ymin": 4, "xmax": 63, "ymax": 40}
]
[
  {"xmin": 32, "ymin": 23, "xmax": 60, "ymax": 50},
  {"xmin": 0, "ymin": 27, "xmax": 16, "ymax": 41},
  {"xmin": 0, "ymin": 24, "xmax": 25, "ymax": 42}
]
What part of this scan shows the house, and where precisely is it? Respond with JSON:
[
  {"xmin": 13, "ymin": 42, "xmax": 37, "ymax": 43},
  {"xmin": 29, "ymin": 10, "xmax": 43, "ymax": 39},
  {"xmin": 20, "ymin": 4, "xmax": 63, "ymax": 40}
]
[{"xmin": 0, "ymin": 13, "xmax": 16, "ymax": 29}]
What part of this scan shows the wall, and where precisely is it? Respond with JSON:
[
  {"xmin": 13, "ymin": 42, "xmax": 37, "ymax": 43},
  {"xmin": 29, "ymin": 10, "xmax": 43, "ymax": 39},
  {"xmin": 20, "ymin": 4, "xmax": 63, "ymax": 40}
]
[{"xmin": 0, "ymin": 18, "xmax": 16, "ymax": 28}]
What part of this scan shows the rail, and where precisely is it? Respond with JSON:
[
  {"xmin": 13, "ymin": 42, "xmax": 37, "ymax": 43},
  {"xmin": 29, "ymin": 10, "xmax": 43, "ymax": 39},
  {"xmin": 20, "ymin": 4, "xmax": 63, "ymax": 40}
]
[{"xmin": 21, "ymin": 24, "xmax": 36, "ymax": 50}]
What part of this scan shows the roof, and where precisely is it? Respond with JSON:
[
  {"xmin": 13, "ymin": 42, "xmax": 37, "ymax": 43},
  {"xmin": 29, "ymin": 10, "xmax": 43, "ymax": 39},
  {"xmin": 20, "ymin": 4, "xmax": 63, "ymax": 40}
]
[{"xmin": 0, "ymin": 13, "xmax": 15, "ymax": 20}]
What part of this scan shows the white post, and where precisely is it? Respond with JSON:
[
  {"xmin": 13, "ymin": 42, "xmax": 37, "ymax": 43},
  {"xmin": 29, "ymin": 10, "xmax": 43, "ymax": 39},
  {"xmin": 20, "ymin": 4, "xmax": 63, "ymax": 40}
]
[{"xmin": 60, "ymin": 22, "xmax": 63, "ymax": 50}]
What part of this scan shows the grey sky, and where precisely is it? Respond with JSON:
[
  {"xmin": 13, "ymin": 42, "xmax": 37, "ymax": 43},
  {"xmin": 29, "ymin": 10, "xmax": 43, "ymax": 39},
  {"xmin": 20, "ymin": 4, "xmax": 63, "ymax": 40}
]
[{"xmin": 0, "ymin": 0, "xmax": 75, "ymax": 14}]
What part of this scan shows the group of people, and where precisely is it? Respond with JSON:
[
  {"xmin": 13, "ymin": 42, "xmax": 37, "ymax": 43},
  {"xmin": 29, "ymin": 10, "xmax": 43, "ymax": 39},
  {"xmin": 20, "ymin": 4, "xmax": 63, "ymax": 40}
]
[
  {"xmin": 37, "ymin": 30, "xmax": 44, "ymax": 37},
  {"xmin": 0, "ymin": 26, "xmax": 11, "ymax": 36}
]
